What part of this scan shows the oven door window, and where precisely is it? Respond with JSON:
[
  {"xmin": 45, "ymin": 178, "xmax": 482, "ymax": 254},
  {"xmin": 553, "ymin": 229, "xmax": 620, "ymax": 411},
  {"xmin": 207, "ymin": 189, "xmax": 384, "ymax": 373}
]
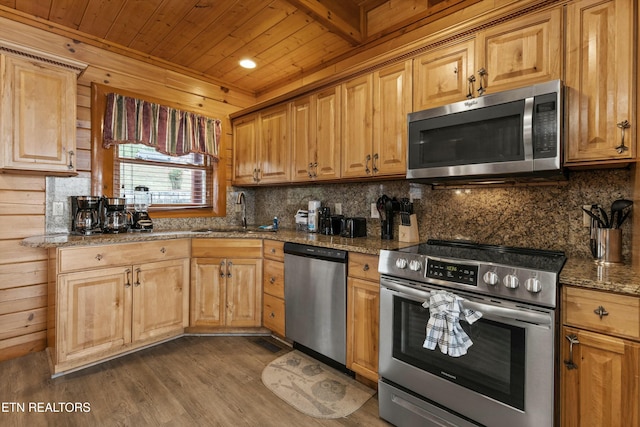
[{"xmin": 393, "ymin": 295, "xmax": 525, "ymax": 410}]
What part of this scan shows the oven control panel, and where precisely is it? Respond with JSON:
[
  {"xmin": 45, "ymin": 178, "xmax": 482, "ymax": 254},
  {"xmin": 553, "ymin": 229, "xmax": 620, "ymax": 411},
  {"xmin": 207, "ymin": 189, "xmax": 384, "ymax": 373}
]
[{"xmin": 426, "ymin": 259, "xmax": 478, "ymax": 286}]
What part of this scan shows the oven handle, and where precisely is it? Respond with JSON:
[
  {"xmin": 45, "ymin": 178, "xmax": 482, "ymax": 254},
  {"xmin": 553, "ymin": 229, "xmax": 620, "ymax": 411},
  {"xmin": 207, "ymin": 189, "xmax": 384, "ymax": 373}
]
[{"xmin": 381, "ymin": 278, "xmax": 552, "ymax": 326}]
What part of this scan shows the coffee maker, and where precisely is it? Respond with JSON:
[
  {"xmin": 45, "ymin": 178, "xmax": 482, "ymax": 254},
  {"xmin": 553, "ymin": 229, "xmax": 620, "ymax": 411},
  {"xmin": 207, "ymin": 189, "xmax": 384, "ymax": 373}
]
[
  {"xmin": 131, "ymin": 186, "xmax": 153, "ymax": 231},
  {"xmin": 102, "ymin": 197, "xmax": 131, "ymax": 233},
  {"xmin": 71, "ymin": 196, "xmax": 103, "ymax": 235}
]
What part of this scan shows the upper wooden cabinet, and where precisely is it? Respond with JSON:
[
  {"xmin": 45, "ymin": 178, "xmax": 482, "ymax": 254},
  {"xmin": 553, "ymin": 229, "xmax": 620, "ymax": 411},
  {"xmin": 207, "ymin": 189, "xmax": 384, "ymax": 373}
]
[
  {"xmin": 413, "ymin": 8, "xmax": 561, "ymax": 111},
  {"xmin": 413, "ymin": 38, "xmax": 475, "ymax": 110},
  {"xmin": 0, "ymin": 53, "xmax": 81, "ymax": 175},
  {"xmin": 291, "ymin": 86, "xmax": 341, "ymax": 182},
  {"xmin": 564, "ymin": 0, "xmax": 635, "ymax": 164},
  {"xmin": 232, "ymin": 104, "xmax": 290, "ymax": 185},
  {"xmin": 342, "ymin": 60, "xmax": 411, "ymax": 179}
]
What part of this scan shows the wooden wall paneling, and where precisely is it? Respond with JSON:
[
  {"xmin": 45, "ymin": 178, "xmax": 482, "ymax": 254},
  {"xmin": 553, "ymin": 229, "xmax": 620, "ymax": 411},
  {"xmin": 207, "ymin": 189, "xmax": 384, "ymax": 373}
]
[
  {"xmin": 0, "ymin": 331, "xmax": 46, "ymax": 363},
  {"xmin": 0, "ymin": 261, "xmax": 48, "ymax": 290},
  {"xmin": 0, "ymin": 284, "xmax": 47, "ymax": 316},
  {"xmin": 0, "ymin": 308, "xmax": 46, "ymax": 340},
  {"xmin": 0, "ymin": 240, "xmax": 46, "ymax": 264}
]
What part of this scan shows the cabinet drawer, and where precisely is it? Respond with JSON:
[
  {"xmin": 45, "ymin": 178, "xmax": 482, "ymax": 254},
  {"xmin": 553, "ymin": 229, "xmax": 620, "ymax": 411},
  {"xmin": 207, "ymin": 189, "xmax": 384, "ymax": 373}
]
[
  {"xmin": 264, "ymin": 240, "xmax": 285, "ymax": 262},
  {"xmin": 263, "ymin": 259, "xmax": 284, "ymax": 298},
  {"xmin": 563, "ymin": 287, "xmax": 640, "ymax": 339},
  {"xmin": 191, "ymin": 238, "xmax": 262, "ymax": 258},
  {"xmin": 263, "ymin": 294, "xmax": 285, "ymax": 336},
  {"xmin": 58, "ymin": 239, "xmax": 190, "ymax": 273},
  {"xmin": 348, "ymin": 252, "xmax": 380, "ymax": 282}
]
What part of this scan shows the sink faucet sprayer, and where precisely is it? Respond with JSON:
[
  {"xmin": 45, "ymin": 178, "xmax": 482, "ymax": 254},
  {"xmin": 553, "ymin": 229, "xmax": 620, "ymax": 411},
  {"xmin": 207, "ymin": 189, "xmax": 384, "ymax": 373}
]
[{"xmin": 236, "ymin": 192, "xmax": 247, "ymax": 229}]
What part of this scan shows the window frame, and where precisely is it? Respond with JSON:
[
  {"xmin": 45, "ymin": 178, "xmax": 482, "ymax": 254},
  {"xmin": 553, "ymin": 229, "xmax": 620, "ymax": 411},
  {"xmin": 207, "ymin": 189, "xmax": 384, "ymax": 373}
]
[{"xmin": 91, "ymin": 83, "xmax": 226, "ymax": 218}]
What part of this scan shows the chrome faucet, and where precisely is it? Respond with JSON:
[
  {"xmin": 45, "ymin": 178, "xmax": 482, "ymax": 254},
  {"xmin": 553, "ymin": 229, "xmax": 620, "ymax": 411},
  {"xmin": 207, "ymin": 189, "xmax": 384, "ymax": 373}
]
[{"xmin": 236, "ymin": 191, "xmax": 247, "ymax": 229}]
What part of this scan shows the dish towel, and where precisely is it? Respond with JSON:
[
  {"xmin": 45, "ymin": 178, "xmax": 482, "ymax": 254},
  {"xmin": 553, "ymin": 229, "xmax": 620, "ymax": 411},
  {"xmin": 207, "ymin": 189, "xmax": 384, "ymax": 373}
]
[{"xmin": 422, "ymin": 290, "xmax": 482, "ymax": 357}]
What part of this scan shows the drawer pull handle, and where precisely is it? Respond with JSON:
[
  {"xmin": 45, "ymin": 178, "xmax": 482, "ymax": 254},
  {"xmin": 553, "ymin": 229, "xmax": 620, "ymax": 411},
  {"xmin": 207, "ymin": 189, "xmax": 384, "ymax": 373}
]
[
  {"xmin": 564, "ymin": 334, "xmax": 579, "ymax": 370},
  {"xmin": 160, "ymin": 247, "xmax": 166, "ymax": 253},
  {"xmin": 134, "ymin": 268, "xmax": 142, "ymax": 286},
  {"xmin": 220, "ymin": 261, "xmax": 226, "ymax": 278},
  {"xmin": 363, "ymin": 264, "xmax": 369, "ymax": 271},
  {"xmin": 270, "ymin": 277, "xmax": 276, "ymax": 284},
  {"xmin": 594, "ymin": 306, "xmax": 609, "ymax": 319},
  {"xmin": 95, "ymin": 254, "xmax": 103, "ymax": 261},
  {"xmin": 227, "ymin": 261, "xmax": 232, "ymax": 278}
]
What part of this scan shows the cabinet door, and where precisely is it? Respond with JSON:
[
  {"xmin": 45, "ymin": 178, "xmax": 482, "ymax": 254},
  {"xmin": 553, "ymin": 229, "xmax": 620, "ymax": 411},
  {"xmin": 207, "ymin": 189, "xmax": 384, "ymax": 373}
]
[
  {"xmin": 57, "ymin": 266, "xmax": 130, "ymax": 363},
  {"xmin": 561, "ymin": 327, "xmax": 640, "ymax": 427},
  {"xmin": 225, "ymin": 258, "xmax": 262, "ymax": 327},
  {"xmin": 347, "ymin": 277, "xmax": 379, "ymax": 382},
  {"xmin": 413, "ymin": 38, "xmax": 475, "ymax": 110},
  {"xmin": 315, "ymin": 87, "xmax": 341, "ymax": 180},
  {"xmin": 132, "ymin": 258, "xmax": 189, "ymax": 342},
  {"xmin": 1, "ymin": 55, "xmax": 76, "ymax": 174},
  {"xmin": 341, "ymin": 75, "xmax": 373, "ymax": 178},
  {"xmin": 476, "ymin": 8, "xmax": 561, "ymax": 95},
  {"xmin": 190, "ymin": 258, "xmax": 226, "ymax": 327},
  {"xmin": 565, "ymin": 0, "xmax": 634, "ymax": 163},
  {"xmin": 258, "ymin": 104, "xmax": 290, "ymax": 184},
  {"xmin": 291, "ymin": 96, "xmax": 314, "ymax": 181},
  {"xmin": 373, "ymin": 60, "xmax": 411, "ymax": 176},
  {"xmin": 232, "ymin": 114, "xmax": 259, "ymax": 185}
]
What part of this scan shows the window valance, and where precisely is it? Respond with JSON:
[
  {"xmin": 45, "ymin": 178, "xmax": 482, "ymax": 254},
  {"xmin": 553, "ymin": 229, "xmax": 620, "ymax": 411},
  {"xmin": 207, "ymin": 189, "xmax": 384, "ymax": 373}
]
[{"xmin": 103, "ymin": 93, "xmax": 221, "ymax": 159}]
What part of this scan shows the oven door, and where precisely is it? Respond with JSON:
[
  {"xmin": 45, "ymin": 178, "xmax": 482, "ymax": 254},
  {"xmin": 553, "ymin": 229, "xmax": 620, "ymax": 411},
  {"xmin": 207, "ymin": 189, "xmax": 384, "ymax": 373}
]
[{"xmin": 379, "ymin": 276, "xmax": 557, "ymax": 427}]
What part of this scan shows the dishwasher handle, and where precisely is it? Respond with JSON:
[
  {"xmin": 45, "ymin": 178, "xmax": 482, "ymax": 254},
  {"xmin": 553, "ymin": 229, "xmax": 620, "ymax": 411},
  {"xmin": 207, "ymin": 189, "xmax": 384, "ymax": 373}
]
[{"xmin": 283, "ymin": 242, "xmax": 348, "ymax": 263}]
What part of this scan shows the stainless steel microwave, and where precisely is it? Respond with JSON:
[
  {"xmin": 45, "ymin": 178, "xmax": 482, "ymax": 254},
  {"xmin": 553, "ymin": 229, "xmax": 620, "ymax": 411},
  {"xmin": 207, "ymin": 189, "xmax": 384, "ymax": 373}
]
[{"xmin": 407, "ymin": 80, "xmax": 563, "ymax": 184}]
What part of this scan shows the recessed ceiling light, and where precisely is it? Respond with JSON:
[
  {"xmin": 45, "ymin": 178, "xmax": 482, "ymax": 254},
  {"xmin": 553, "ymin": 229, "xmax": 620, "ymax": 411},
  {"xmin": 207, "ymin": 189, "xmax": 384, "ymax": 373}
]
[{"xmin": 239, "ymin": 59, "xmax": 256, "ymax": 69}]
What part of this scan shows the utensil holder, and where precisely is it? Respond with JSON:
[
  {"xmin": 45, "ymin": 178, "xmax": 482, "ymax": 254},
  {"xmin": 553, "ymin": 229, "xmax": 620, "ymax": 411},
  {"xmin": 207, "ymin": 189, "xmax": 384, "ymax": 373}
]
[
  {"xmin": 595, "ymin": 228, "xmax": 623, "ymax": 265},
  {"xmin": 399, "ymin": 214, "xmax": 419, "ymax": 243}
]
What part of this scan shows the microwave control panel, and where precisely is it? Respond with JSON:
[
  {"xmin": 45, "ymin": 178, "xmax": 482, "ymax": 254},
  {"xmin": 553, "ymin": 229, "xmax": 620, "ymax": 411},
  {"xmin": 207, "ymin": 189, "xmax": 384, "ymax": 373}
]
[{"xmin": 532, "ymin": 92, "xmax": 558, "ymax": 158}]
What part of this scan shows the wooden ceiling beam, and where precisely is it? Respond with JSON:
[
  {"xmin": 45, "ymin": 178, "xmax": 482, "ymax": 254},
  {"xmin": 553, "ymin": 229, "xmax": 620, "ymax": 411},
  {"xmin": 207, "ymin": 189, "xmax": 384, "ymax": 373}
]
[{"xmin": 285, "ymin": 0, "xmax": 363, "ymax": 45}]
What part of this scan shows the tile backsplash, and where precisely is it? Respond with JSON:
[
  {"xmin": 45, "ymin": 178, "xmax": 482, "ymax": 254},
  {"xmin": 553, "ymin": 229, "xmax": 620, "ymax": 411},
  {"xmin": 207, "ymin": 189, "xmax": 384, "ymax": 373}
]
[{"xmin": 46, "ymin": 168, "xmax": 633, "ymax": 260}]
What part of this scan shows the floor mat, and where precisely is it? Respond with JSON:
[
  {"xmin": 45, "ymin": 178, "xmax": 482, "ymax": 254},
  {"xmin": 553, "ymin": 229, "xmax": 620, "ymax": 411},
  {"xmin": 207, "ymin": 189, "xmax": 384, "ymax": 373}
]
[{"xmin": 261, "ymin": 350, "xmax": 375, "ymax": 419}]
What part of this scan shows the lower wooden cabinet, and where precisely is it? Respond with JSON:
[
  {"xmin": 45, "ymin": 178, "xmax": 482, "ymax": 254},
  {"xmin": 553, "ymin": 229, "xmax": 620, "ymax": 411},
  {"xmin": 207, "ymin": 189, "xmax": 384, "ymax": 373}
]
[
  {"xmin": 347, "ymin": 252, "xmax": 380, "ymax": 382},
  {"xmin": 262, "ymin": 240, "xmax": 285, "ymax": 336},
  {"xmin": 51, "ymin": 240, "xmax": 190, "ymax": 374},
  {"xmin": 561, "ymin": 286, "xmax": 640, "ymax": 426},
  {"xmin": 190, "ymin": 239, "xmax": 263, "ymax": 328}
]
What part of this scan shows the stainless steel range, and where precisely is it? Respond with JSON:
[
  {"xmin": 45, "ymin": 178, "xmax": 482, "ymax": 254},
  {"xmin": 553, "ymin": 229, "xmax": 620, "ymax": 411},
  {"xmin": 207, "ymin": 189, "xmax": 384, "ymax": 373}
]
[{"xmin": 378, "ymin": 240, "xmax": 566, "ymax": 427}]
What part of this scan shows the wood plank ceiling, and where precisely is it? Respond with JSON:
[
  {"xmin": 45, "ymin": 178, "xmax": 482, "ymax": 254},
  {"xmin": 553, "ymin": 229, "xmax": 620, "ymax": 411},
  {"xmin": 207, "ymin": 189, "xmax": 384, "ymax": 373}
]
[{"xmin": 0, "ymin": 0, "xmax": 475, "ymax": 96}]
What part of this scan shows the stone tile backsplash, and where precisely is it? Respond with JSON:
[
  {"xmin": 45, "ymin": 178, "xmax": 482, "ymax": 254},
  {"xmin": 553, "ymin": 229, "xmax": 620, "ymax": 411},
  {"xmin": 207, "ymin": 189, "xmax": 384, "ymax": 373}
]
[{"xmin": 46, "ymin": 168, "xmax": 633, "ymax": 260}]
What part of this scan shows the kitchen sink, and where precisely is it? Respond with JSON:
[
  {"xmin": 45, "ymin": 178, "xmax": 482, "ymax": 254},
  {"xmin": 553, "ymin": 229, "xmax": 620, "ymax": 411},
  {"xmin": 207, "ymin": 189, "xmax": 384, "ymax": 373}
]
[{"xmin": 190, "ymin": 227, "xmax": 276, "ymax": 234}]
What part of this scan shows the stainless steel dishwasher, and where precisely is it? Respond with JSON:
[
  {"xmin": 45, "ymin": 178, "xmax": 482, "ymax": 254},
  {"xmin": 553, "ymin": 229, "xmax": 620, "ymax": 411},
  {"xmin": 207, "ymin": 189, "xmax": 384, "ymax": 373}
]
[{"xmin": 284, "ymin": 242, "xmax": 348, "ymax": 366}]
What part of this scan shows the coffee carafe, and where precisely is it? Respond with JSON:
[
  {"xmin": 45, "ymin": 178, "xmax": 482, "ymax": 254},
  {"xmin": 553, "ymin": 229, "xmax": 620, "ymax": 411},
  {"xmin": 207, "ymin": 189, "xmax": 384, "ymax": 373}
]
[
  {"xmin": 103, "ymin": 197, "xmax": 131, "ymax": 233},
  {"xmin": 71, "ymin": 196, "xmax": 102, "ymax": 235},
  {"xmin": 131, "ymin": 186, "xmax": 153, "ymax": 231}
]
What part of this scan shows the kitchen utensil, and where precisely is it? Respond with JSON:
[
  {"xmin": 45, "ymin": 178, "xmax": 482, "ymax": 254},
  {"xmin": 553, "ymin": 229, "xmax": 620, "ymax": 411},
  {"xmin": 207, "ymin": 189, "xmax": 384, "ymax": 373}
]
[
  {"xmin": 581, "ymin": 207, "xmax": 606, "ymax": 228},
  {"xmin": 610, "ymin": 199, "xmax": 633, "ymax": 228},
  {"xmin": 597, "ymin": 206, "xmax": 610, "ymax": 228}
]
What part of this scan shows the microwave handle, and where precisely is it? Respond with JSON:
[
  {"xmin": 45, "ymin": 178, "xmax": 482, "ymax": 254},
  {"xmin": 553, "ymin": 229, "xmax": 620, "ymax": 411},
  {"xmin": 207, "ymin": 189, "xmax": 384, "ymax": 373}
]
[{"xmin": 523, "ymin": 96, "xmax": 534, "ymax": 161}]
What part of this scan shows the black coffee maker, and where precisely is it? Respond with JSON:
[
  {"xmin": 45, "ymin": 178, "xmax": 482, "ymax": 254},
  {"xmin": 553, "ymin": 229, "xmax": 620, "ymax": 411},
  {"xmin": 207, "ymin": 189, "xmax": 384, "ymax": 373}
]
[{"xmin": 71, "ymin": 196, "xmax": 103, "ymax": 235}]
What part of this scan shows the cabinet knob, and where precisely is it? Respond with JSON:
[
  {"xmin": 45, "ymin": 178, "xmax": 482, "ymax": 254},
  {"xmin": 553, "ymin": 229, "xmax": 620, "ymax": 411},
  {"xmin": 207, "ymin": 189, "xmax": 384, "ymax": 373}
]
[
  {"xmin": 269, "ymin": 277, "xmax": 276, "ymax": 284},
  {"xmin": 160, "ymin": 247, "xmax": 166, "ymax": 254},
  {"xmin": 270, "ymin": 312, "xmax": 275, "ymax": 318},
  {"xmin": 593, "ymin": 305, "xmax": 609, "ymax": 319},
  {"xmin": 270, "ymin": 248, "xmax": 276, "ymax": 254},
  {"xmin": 363, "ymin": 264, "xmax": 369, "ymax": 271},
  {"xmin": 95, "ymin": 254, "xmax": 103, "ymax": 261}
]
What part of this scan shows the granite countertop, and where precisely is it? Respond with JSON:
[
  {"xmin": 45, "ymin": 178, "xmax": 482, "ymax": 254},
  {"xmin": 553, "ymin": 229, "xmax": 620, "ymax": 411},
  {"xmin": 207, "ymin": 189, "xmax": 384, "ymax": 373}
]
[{"xmin": 22, "ymin": 229, "xmax": 640, "ymax": 297}]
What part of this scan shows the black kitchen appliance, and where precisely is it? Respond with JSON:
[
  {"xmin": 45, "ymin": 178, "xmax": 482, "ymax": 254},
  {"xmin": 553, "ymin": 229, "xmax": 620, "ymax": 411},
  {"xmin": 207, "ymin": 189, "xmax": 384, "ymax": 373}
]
[
  {"xmin": 70, "ymin": 196, "xmax": 103, "ymax": 235},
  {"xmin": 376, "ymin": 195, "xmax": 399, "ymax": 240},
  {"xmin": 102, "ymin": 197, "xmax": 131, "ymax": 233},
  {"xmin": 131, "ymin": 185, "xmax": 153, "ymax": 231},
  {"xmin": 341, "ymin": 217, "xmax": 367, "ymax": 238}
]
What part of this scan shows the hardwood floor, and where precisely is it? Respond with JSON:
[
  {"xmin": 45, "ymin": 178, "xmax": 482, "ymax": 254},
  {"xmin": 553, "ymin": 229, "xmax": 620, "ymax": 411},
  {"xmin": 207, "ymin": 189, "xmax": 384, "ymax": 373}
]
[{"xmin": 0, "ymin": 336, "xmax": 390, "ymax": 426}]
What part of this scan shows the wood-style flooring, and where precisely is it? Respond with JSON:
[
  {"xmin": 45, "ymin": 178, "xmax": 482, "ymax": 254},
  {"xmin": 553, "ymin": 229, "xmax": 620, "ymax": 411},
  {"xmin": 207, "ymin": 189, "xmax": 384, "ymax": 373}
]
[{"xmin": 0, "ymin": 336, "xmax": 390, "ymax": 426}]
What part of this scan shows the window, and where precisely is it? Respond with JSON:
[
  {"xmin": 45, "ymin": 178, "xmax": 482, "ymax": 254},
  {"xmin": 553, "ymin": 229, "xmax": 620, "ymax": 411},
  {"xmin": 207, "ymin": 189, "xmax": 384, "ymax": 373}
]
[
  {"xmin": 91, "ymin": 83, "xmax": 226, "ymax": 218},
  {"xmin": 115, "ymin": 144, "xmax": 212, "ymax": 209}
]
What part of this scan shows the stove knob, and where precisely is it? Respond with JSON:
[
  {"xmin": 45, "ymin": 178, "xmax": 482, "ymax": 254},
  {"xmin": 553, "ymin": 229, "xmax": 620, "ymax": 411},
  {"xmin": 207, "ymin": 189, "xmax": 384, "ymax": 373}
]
[
  {"xmin": 525, "ymin": 277, "xmax": 542, "ymax": 293},
  {"xmin": 503, "ymin": 274, "xmax": 519, "ymax": 289},
  {"xmin": 483, "ymin": 271, "xmax": 499, "ymax": 286},
  {"xmin": 395, "ymin": 258, "xmax": 408, "ymax": 269},
  {"xmin": 409, "ymin": 260, "xmax": 422, "ymax": 272}
]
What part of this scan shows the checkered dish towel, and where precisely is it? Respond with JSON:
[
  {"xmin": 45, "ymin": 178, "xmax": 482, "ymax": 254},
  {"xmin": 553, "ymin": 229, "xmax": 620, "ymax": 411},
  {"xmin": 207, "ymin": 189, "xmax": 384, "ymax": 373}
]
[{"xmin": 422, "ymin": 290, "xmax": 482, "ymax": 357}]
